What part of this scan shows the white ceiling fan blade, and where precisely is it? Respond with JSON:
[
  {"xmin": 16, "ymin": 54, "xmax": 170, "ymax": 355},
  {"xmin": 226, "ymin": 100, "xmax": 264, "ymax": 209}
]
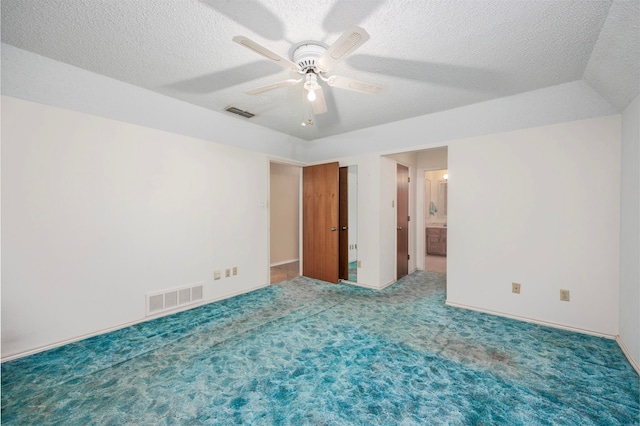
[
  {"xmin": 317, "ymin": 26, "xmax": 370, "ymax": 72},
  {"xmin": 311, "ymin": 86, "xmax": 328, "ymax": 115},
  {"xmin": 233, "ymin": 36, "xmax": 299, "ymax": 72},
  {"xmin": 326, "ymin": 75, "xmax": 384, "ymax": 94},
  {"xmin": 245, "ymin": 79, "xmax": 302, "ymax": 95}
]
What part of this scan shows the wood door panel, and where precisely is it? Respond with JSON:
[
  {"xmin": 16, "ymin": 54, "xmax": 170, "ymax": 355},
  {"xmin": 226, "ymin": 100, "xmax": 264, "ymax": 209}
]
[
  {"xmin": 397, "ymin": 164, "xmax": 409, "ymax": 279},
  {"xmin": 303, "ymin": 162, "xmax": 339, "ymax": 283}
]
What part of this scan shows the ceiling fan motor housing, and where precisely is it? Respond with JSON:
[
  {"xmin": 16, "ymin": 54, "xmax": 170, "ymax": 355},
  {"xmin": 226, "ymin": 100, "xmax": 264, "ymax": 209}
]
[{"xmin": 292, "ymin": 43, "xmax": 327, "ymax": 73}]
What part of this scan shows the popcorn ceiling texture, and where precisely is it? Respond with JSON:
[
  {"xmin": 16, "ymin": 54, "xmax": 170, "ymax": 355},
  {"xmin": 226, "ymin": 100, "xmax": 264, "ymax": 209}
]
[
  {"xmin": 1, "ymin": 0, "xmax": 637, "ymax": 141},
  {"xmin": 2, "ymin": 272, "xmax": 638, "ymax": 424},
  {"xmin": 583, "ymin": 0, "xmax": 640, "ymax": 111}
]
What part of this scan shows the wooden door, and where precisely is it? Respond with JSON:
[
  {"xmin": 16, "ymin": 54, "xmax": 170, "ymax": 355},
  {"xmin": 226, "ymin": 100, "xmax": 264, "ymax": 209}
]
[
  {"xmin": 397, "ymin": 164, "xmax": 409, "ymax": 279},
  {"xmin": 303, "ymin": 162, "xmax": 339, "ymax": 283},
  {"xmin": 339, "ymin": 167, "xmax": 349, "ymax": 280}
]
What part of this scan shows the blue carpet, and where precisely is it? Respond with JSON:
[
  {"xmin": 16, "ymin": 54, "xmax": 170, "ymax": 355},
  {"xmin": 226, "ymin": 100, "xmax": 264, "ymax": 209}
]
[
  {"xmin": 2, "ymin": 271, "xmax": 638, "ymax": 425},
  {"xmin": 348, "ymin": 260, "xmax": 357, "ymax": 282}
]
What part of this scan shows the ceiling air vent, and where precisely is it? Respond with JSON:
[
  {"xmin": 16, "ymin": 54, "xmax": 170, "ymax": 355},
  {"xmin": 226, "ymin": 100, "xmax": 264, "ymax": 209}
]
[{"xmin": 225, "ymin": 106, "xmax": 255, "ymax": 118}]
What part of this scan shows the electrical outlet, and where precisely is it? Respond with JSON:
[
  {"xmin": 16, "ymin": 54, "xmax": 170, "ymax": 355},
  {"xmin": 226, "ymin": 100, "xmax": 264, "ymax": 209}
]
[
  {"xmin": 232, "ymin": 266, "xmax": 238, "ymax": 276},
  {"xmin": 225, "ymin": 268, "xmax": 231, "ymax": 278},
  {"xmin": 512, "ymin": 282, "xmax": 521, "ymax": 294},
  {"xmin": 560, "ymin": 289, "xmax": 570, "ymax": 302},
  {"xmin": 357, "ymin": 260, "xmax": 361, "ymax": 268},
  {"xmin": 214, "ymin": 270, "xmax": 221, "ymax": 280}
]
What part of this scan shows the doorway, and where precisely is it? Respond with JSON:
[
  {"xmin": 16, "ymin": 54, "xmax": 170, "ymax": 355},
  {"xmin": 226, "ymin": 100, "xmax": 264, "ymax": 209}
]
[
  {"xmin": 339, "ymin": 165, "xmax": 358, "ymax": 282},
  {"xmin": 269, "ymin": 162, "xmax": 301, "ymax": 284},
  {"xmin": 424, "ymin": 169, "xmax": 448, "ymax": 274}
]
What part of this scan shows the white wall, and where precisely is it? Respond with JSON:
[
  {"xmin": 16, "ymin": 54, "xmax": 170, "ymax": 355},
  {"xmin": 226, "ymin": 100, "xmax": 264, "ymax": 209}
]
[
  {"xmin": 619, "ymin": 94, "xmax": 640, "ymax": 368},
  {"xmin": 269, "ymin": 163, "xmax": 299, "ymax": 265},
  {"xmin": 306, "ymin": 80, "xmax": 617, "ymax": 162},
  {"xmin": 2, "ymin": 44, "xmax": 307, "ymax": 162},
  {"xmin": 1, "ymin": 96, "xmax": 271, "ymax": 358},
  {"xmin": 446, "ymin": 115, "xmax": 621, "ymax": 336},
  {"xmin": 380, "ymin": 157, "xmax": 398, "ymax": 287},
  {"xmin": 417, "ymin": 147, "xmax": 448, "ymax": 171},
  {"xmin": 335, "ymin": 154, "xmax": 382, "ymax": 288}
]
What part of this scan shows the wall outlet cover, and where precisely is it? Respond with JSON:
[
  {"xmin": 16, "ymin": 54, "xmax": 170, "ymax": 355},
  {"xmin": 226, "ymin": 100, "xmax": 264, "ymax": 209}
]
[
  {"xmin": 225, "ymin": 268, "xmax": 231, "ymax": 278},
  {"xmin": 512, "ymin": 282, "xmax": 521, "ymax": 294},
  {"xmin": 560, "ymin": 289, "xmax": 570, "ymax": 302},
  {"xmin": 214, "ymin": 270, "xmax": 221, "ymax": 280}
]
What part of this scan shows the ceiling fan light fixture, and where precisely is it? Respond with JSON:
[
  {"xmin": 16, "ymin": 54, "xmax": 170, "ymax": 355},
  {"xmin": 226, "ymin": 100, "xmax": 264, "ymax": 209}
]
[
  {"xmin": 234, "ymin": 25, "xmax": 380, "ymax": 119},
  {"xmin": 304, "ymin": 73, "xmax": 320, "ymax": 102},
  {"xmin": 292, "ymin": 43, "xmax": 327, "ymax": 72},
  {"xmin": 307, "ymin": 89, "xmax": 317, "ymax": 102},
  {"xmin": 303, "ymin": 73, "xmax": 320, "ymax": 90}
]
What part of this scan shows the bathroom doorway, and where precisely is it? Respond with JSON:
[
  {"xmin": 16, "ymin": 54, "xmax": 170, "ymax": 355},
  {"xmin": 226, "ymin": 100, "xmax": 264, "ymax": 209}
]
[{"xmin": 424, "ymin": 169, "xmax": 448, "ymax": 274}]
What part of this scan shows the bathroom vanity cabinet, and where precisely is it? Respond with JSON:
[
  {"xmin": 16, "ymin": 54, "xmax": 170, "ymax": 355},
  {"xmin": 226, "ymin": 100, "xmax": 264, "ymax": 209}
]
[{"xmin": 426, "ymin": 227, "xmax": 447, "ymax": 255}]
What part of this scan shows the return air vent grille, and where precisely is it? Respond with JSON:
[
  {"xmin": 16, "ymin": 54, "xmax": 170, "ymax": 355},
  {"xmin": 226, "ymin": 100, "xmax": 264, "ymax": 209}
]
[
  {"xmin": 148, "ymin": 294, "xmax": 164, "ymax": 313},
  {"xmin": 225, "ymin": 106, "xmax": 255, "ymax": 118},
  {"xmin": 146, "ymin": 282, "xmax": 205, "ymax": 316},
  {"xmin": 178, "ymin": 288, "xmax": 191, "ymax": 305}
]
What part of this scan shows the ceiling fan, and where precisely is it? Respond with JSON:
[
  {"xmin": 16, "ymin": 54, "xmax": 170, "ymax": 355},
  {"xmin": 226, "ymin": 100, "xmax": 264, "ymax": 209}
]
[{"xmin": 232, "ymin": 26, "xmax": 384, "ymax": 116}]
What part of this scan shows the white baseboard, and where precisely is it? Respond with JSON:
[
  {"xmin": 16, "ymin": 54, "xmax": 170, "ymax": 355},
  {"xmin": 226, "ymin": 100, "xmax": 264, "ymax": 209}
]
[
  {"xmin": 270, "ymin": 258, "xmax": 299, "ymax": 267},
  {"xmin": 445, "ymin": 300, "xmax": 617, "ymax": 339},
  {"xmin": 1, "ymin": 282, "xmax": 269, "ymax": 363},
  {"xmin": 341, "ymin": 278, "xmax": 397, "ymax": 291},
  {"xmin": 380, "ymin": 279, "xmax": 397, "ymax": 290},
  {"xmin": 616, "ymin": 335, "xmax": 640, "ymax": 376},
  {"xmin": 342, "ymin": 280, "xmax": 377, "ymax": 290}
]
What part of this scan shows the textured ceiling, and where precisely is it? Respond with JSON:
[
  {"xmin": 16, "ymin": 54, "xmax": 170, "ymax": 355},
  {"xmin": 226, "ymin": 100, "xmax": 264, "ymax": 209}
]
[{"xmin": 1, "ymin": 0, "xmax": 638, "ymax": 141}]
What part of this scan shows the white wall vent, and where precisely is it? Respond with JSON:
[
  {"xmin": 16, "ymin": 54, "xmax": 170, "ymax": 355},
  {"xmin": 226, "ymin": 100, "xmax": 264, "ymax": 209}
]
[
  {"xmin": 224, "ymin": 106, "xmax": 255, "ymax": 118},
  {"xmin": 192, "ymin": 285, "xmax": 203, "ymax": 301},
  {"xmin": 149, "ymin": 294, "xmax": 164, "ymax": 313},
  {"xmin": 165, "ymin": 291, "xmax": 178, "ymax": 309},
  {"xmin": 178, "ymin": 288, "xmax": 191, "ymax": 305},
  {"xmin": 146, "ymin": 282, "xmax": 205, "ymax": 316}
]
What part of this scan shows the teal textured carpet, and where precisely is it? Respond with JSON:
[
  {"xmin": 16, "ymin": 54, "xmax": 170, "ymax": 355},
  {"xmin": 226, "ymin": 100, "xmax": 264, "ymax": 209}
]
[
  {"xmin": 348, "ymin": 260, "xmax": 357, "ymax": 282},
  {"xmin": 2, "ymin": 271, "xmax": 638, "ymax": 424}
]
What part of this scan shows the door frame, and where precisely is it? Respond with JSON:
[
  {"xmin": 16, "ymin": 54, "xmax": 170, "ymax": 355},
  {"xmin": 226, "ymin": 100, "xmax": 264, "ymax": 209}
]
[
  {"xmin": 267, "ymin": 158, "xmax": 304, "ymax": 285},
  {"xmin": 420, "ymin": 166, "xmax": 449, "ymax": 273},
  {"xmin": 395, "ymin": 162, "xmax": 410, "ymax": 280}
]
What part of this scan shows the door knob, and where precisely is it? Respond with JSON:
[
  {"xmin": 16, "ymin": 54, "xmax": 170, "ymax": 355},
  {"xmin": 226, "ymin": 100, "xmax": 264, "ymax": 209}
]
[
  {"xmin": 397, "ymin": 226, "xmax": 402, "ymax": 230},
  {"xmin": 342, "ymin": 226, "xmax": 348, "ymax": 230},
  {"xmin": 331, "ymin": 227, "xmax": 337, "ymax": 231}
]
